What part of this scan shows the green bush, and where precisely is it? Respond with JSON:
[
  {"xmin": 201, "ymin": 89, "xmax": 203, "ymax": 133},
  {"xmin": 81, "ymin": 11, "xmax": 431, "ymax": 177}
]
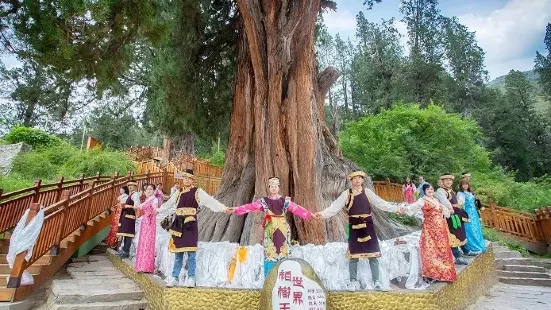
[
  {"xmin": 4, "ymin": 127, "xmax": 62, "ymax": 149},
  {"xmin": 59, "ymin": 148, "xmax": 136, "ymax": 178},
  {"xmin": 340, "ymin": 104, "xmax": 491, "ymax": 182},
  {"xmin": 10, "ymin": 152, "xmax": 58, "ymax": 180},
  {"xmin": 472, "ymin": 169, "xmax": 551, "ymax": 212},
  {"xmin": 208, "ymin": 150, "xmax": 225, "ymax": 167},
  {"xmin": 0, "ymin": 175, "xmax": 36, "ymax": 193}
]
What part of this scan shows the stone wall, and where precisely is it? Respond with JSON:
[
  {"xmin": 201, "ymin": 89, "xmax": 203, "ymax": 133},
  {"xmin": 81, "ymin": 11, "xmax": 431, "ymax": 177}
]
[{"xmin": 0, "ymin": 143, "xmax": 31, "ymax": 175}]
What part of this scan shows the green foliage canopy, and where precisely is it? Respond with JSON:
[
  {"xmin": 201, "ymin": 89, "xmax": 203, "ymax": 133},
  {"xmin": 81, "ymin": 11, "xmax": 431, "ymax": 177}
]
[
  {"xmin": 340, "ymin": 104, "xmax": 491, "ymax": 181},
  {"xmin": 4, "ymin": 126, "xmax": 62, "ymax": 148}
]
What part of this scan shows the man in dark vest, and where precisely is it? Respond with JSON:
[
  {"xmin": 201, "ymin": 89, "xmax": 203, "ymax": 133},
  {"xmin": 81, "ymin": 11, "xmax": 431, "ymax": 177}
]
[
  {"xmin": 165, "ymin": 169, "xmax": 230, "ymax": 287},
  {"xmin": 315, "ymin": 171, "xmax": 402, "ymax": 291},
  {"xmin": 117, "ymin": 180, "xmax": 141, "ymax": 258},
  {"xmin": 435, "ymin": 174, "xmax": 474, "ymax": 265}
]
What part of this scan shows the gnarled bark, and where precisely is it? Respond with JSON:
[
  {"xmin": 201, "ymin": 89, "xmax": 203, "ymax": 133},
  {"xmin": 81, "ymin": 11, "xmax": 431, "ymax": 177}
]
[{"xmin": 198, "ymin": 0, "xmax": 411, "ymax": 245}]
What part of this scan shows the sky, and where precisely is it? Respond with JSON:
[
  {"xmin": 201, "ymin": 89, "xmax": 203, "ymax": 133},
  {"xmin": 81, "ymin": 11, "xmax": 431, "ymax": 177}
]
[{"xmin": 323, "ymin": 0, "xmax": 551, "ymax": 80}]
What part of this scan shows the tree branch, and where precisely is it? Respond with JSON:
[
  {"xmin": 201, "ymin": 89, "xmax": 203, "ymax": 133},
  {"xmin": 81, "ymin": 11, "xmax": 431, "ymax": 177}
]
[
  {"xmin": 321, "ymin": 0, "xmax": 337, "ymax": 11},
  {"xmin": 317, "ymin": 66, "xmax": 341, "ymax": 98}
]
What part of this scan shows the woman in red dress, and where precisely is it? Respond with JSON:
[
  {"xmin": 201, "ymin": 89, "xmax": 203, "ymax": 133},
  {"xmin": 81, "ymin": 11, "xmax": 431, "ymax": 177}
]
[
  {"xmin": 106, "ymin": 185, "xmax": 129, "ymax": 248},
  {"xmin": 404, "ymin": 183, "xmax": 456, "ymax": 282}
]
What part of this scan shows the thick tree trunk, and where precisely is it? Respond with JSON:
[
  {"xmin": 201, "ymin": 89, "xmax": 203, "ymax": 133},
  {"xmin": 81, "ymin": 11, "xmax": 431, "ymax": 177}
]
[
  {"xmin": 171, "ymin": 132, "xmax": 195, "ymax": 157},
  {"xmin": 198, "ymin": 0, "xmax": 411, "ymax": 245}
]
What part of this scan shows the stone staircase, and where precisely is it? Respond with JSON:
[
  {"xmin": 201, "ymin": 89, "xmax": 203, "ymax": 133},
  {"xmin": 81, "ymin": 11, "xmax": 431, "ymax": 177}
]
[
  {"xmin": 46, "ymin": 248, "xmax": 148, "ymax": 310},
  {"xmin": 493, "ymin": 243, "xmax": 551, "ymax": 287}
]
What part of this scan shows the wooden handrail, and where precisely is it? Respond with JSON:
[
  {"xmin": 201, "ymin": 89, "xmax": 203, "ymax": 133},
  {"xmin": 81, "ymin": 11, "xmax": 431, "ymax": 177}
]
[{"xmin": 0, "ymin": 175, "xmax": 113, "ymax": 234}]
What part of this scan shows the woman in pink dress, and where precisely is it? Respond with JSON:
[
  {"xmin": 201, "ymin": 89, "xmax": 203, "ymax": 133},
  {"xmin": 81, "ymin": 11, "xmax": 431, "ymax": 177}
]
[
  {"xmin": 134, "ymin": 184, "xmax": 159, "ymax": 273},
  {"xmin": 402, "ymin": 177, "xmax": 416, "ymax": 204}
]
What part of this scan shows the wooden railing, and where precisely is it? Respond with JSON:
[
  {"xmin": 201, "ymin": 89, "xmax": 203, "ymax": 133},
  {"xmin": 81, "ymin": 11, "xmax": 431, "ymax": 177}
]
[
  {"xmin": 0, "ymin": 174, "xmax": 112, "ymax": 234},
  {"xmin": 373, "ymin": 179, "xmax": 405, "ymax": 203},
  {"xmin": 7, "ymin": 171, "xmax": 164, "ymax": 288},
  {"xmin": 479, "ymin": 201, "xmax": 545, "ymax": 243}
]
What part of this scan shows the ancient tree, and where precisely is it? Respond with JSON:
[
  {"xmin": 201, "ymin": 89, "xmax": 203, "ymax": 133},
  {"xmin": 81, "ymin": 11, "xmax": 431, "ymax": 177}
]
[{"xmin": 198, "ymin": 0, "xmax": 410, "ymax": 245}]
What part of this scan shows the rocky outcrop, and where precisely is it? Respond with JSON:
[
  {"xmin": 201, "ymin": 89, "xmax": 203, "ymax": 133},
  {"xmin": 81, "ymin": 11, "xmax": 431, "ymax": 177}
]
[{"xmin": 0, "ymin": 143, "xmax": 31, "ymax": 175}]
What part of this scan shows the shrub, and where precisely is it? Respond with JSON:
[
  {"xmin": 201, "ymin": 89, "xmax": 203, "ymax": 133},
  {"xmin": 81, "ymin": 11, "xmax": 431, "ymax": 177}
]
[
  {"xmin": 4, "ymin": 127, "xmax": 62, "ymax": 149},
  {"xmin": 59, "ymin": 149, "xmax": 136, "ymax": 178},
  {"xmin": 340, "ymin": 104, "xmax": 491, "ymax": 182},
  {"xmin": 0, "ymin": 175, "xmax": 35, "ymax": 193},
  {"xmin": 208, "ymin": 150, "xmax": 225, "ymax": 167},
  {"xmin": 10, "ymin": 151, "xmax": 58, "ymax": 180}
]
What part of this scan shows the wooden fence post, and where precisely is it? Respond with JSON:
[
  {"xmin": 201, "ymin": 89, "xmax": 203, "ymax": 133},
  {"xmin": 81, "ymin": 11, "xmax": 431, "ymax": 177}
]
[
  {"xmin": 51, "ymin": 190, "xmax": 71, "ymax": 256},
  {"xmin": 7, "ymin": 203, "xmax": 40, "ymax": 288},
  {"xmin": 32, "ymin": 179, "xmax": 42, "ymax": 203},
  {"xmin": 110, "ymin": 172, "xmax": 119, "ymax": 212},
  {"xmin": 0, "ymin": 189, "xmax": 3, "ymax": 202},
  {"xmin": 82, "ymin": 181, "xmax": 96, "ymax": 230},
  {"xmin": 79, "ymin": 174, "xmax": 85, "ymax": 191},
  {"xmin": 490, "ymin": 199, "xmax": 497, "ymax": 228},
  {"xmin": 96, "ymin": 172, "xmax": 101, "ymax": 183},
  {"xmin": 55, "ymin": 176, "xmax": 65, "ymax": 202},
  {"xmin": 146, "ymin": 170, "xmax": 151, "ymax": 185}
]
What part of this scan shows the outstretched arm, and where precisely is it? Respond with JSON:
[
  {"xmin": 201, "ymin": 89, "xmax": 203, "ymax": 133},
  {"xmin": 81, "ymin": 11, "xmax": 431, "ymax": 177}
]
[
  {"xmin": 286, "ymin": 199, "xmax": 312, "ymax": 220},
  {"xmin": 366, "ymin": 188, "xmax": 401, "ymax": 212},
  {"xmin": 317, "ymin": 190, "xmax": 348, "ymax": 218},
  {"xmin": 233, "ymin": 200, "xmax": 263, "ymax": 215},
  {"xmin": 197, "ymin": 188, "xmax": 228, "ymax": 213},
  {"xmin": 404, "ymin": 198, "xmax": 425, "ymax": 216}
]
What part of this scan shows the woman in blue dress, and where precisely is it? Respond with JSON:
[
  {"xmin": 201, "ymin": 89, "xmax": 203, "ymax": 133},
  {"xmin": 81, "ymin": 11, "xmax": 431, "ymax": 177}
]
[{"xmin": 457, "ymin": 179, "xmax": 486, "ymax": 253}]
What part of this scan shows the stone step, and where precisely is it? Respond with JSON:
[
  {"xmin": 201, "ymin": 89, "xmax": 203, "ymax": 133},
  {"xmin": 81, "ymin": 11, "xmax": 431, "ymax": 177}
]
[
  {"xmin": 497, "ymin": 270, "xmax": 550, "ymax": 279},
  {"xmin": 492, "ymin": 245, "xmax": 510, "ymax": 252},
  {"xmin": 53, "ymin": 299, "xmax": 148, "ymax": 310},
  {"xmin": 503, "ymin": 264, "xmax": 547, "ymax": 273},
  {"xmin": 493, "ymin": 250, "xmax": 522, "ymax": 259},
  {"xmin": 52, "ymin": 279, "xmax": 144, "ymax": 304},
  {"xmin": 498, "ymin": 277, "xmax": 551, "ymax": 287},
  {"xmin": 495, "ymin": 258, "xmax": 532, "ymax": 269},
  {"xmin": 531, "ymin": 261, "xmax": 551, "ymax": 270}
]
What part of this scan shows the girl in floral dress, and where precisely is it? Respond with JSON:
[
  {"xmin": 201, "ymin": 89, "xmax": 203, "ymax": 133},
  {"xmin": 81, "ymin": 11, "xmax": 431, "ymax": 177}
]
[
  {"xmin": 404, "ymin": 183, "xmax": 457, "ymax": 282},
  {"xmin": 106, "ymin": 186, "xmax": 129, "ymax": 249}
]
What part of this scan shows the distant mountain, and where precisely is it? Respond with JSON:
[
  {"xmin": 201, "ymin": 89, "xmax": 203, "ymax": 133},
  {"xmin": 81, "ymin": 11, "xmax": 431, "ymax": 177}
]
[{"xmin": 488, "ymin": 69, "xmax": 541, "ymax": 91}]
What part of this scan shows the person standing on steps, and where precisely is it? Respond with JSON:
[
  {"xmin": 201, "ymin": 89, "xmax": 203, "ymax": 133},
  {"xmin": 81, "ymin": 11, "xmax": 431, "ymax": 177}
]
[
  {"xmin": 228, "ymin": 177, "xmax": 314, "ymax": 279},
  {"xmin": 435, "ymin": 174, "xmax": 474, "ymax": 266},
  {"xmin": 314, "ymin": 171, "xmax": 403, "ymax": 292},
  {"xmin": 117, "ymin": 180, "xmax": 140, "ymax": 258},
  {"xmin": 106, "ymin": 185, "xmax": 129, "ymax": 249},
  {"xmin": 457, "ymin": 179, "xmax": 485, "ymax": 254},
  {"xmin": 134, "ymin": 184, "xmax": 160, "ymax": 273},
  {"xmin": 165, "ymin": 169, "xmax": 230, "ymax": 288}
]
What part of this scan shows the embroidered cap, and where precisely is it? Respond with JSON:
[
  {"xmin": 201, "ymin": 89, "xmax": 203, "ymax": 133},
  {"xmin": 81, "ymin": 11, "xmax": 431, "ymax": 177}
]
[
  {"xmin": 348, "ymin": 171, "xmax": 366, "ymax": 180},
  {"xmin": 127, "ymin": 180, "xmax": 138, "ymax": 187},
  {"xmin": 182, "ymin": 169, "xmax": 196, "ymax": 179},
  {"xmin": 439, "ymin": 174, "xmax": 455, "ymax": 181},
  {"xmin": 461, "ymin": 172, "xmax": 471, "ymax": 180},
  {"xmin": 268, "ymin": 177, "xmax": 280, "ymax": 186}
]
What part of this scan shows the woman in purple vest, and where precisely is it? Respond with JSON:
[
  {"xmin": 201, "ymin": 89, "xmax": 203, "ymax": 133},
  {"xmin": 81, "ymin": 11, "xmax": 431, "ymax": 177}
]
[
  {"xmin": 314, "ymin": 171, "xmax": 402, "ymax": 291},
  {"xmin": 117, "ymin": 180, "xmax": 141, "ymax": 258}
]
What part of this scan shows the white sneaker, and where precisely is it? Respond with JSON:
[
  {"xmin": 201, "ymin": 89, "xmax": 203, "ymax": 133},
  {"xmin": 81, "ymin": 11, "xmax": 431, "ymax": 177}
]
[
  {"xmin": 166, "ymin": 277, "xmax": 178, "ymax": 287},
  {"xmin": 374, "ymin": 281, "xmax": 389, "ymax": 292},
  {"xmin": 346, "ymin": 280, "xmax": 360, "ymax": 292},
  {"xmin": 183, "ymin": 277, "xmax": 196, "ymax": 287}
]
